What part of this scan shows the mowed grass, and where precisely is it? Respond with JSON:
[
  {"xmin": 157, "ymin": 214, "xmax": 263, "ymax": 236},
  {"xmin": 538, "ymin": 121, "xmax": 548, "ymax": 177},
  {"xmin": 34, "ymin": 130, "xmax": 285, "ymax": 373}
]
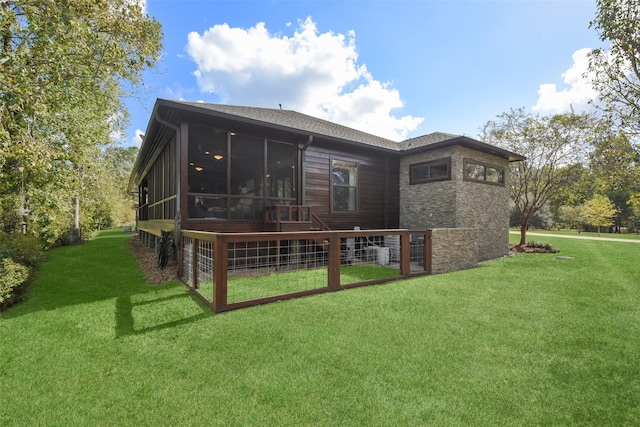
[
  {"xmin": 1, "ymin": 229, "xmax": 639, "ymax": 426},
  {"xmin": 513, "ymin": 228, "xmax": 640, "ymax": 240},
  {"xmin": 226, "ymin": 264, "xmax": 399, "ymax": 303}
]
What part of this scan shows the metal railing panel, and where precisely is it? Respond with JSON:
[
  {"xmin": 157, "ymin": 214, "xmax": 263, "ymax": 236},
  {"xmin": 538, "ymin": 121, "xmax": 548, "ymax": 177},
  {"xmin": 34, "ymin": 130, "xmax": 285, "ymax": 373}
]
[{"xmin": 179, "ymin": 229, "xmax": 431, "ymax": 312}]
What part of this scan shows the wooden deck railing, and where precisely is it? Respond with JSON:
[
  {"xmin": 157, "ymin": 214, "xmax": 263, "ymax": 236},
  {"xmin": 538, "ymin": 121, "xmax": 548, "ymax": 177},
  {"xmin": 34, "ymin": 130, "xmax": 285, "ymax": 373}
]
[
  {"xmin": 264, "ymin": 205, "xmax": 332, "ymax": 232},
  {"xmin": 179, "ymin": 228, "xmax": 432, "ymax": 313}
]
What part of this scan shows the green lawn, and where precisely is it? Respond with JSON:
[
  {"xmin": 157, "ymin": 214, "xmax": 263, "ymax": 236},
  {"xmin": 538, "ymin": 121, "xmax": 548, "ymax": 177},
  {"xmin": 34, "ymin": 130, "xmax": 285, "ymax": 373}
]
[
  {"xmin": 1, "ymin": 229, "xmax": 639, "ymax": 426},
  {"xmin": 513, "ymin": 228, "xmax": 640, "ymax": 240},
  {"xmin": 196, "ymin": 263, "xmax": 400, "ymax": 304}
]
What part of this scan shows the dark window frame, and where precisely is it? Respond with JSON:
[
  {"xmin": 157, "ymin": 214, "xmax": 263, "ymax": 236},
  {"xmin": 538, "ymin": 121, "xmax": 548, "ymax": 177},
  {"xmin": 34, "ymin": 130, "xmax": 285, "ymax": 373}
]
[
  {"xmin": 463, "ymin": 158, "xmax": 505, "ymax": 186},
  {"xmin": 409, "ymin": 157, "xmax": 452, "ymax": 184},
  {"xmin": 330, "ymin": 157, "xmax": 359, "ymax": 213}
]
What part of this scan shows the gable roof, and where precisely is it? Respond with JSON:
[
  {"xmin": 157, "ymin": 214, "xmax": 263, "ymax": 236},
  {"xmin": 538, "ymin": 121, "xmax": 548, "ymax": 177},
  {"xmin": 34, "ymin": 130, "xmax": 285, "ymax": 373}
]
[
  {"xmin": 164, "ymin": 99, "xmax": 400, "ymax": 151},
  {"xmin": 140, "ymin": 99, "xmax": 525, "ymax": 163}
]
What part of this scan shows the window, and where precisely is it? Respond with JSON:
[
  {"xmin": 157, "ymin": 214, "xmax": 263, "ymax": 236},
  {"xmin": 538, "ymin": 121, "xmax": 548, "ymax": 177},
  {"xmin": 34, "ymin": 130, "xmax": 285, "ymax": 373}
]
[
  {"xmin": 186, "ymin": 125, "xmax": 299, "ymax": 220},
  {"xmin": 266, "ymin": 140, "xmax": 296, "ymax": 203},
  {"xmin": 187, "ymin": 125, "xmax": 230, "ymax": 219},
  {"xmin": 410, "ymin": 158, "xmax": 451, "ymax": 184},
  {"xmin": 332, "ymin": 159, "xmax": 358, "ymax": 212},
  {"xmin": 188, "ymin": 125, "xmax": 228, "ymax": 195},
  {"xmin": 463, "ymin": 159, "xmax": 505, "ymax": 186}
]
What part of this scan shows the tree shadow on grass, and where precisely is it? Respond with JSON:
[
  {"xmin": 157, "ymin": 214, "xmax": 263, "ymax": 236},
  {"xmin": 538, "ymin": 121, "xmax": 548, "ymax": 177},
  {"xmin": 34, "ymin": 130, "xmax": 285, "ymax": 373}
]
[
  {"xmin": 2, "ymin": 230, "xmax": 213, "ymax": 336},
  {"xmin": 115, "ymin": 292, "xmax": 210, "ymax": 338}
]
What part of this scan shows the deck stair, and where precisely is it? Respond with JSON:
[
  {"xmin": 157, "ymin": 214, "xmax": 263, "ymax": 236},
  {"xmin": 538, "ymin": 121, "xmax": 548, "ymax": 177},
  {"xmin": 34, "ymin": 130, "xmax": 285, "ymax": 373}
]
[{"xmin": 264, "ymin": 205, "xmax": 349, "ymax": 263}]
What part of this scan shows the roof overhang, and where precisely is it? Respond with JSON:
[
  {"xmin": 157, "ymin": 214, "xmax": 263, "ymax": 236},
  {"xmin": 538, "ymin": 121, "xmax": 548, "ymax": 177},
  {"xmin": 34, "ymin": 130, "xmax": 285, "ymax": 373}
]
[{"xmin": 400, "ymin": 135, "xmax": 526, "ymax": 162}]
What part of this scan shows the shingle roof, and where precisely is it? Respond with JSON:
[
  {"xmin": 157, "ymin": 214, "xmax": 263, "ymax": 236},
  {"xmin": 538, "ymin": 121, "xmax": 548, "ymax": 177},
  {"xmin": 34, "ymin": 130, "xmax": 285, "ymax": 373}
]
[
  {"xmin": 400, "ymin": 132, "xmax": 461, "ymax": 150},
  {"xmin": 168, "ymin": 100, "xmax": 400, "ymax": 151},
  {"xmin": 154, "ymin": 99, "xmax": 524, "ymax": 161}
]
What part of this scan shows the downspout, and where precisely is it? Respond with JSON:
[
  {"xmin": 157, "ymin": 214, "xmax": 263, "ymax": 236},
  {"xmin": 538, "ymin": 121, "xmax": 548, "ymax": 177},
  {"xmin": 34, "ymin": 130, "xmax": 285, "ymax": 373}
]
[
  {"xmin": 300, "ymin": 135, "xmax": 313, "ymax": 204},
  {"xmin": 154, "ymin": 113, "xmax": 181, "ymax": 243}
]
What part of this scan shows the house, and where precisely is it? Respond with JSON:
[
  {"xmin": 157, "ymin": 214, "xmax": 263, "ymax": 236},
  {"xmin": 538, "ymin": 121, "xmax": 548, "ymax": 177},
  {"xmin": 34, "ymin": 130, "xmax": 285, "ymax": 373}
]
[{"xmin": 129, "ymin": 98, "xmax": 524, "ymax": 271}]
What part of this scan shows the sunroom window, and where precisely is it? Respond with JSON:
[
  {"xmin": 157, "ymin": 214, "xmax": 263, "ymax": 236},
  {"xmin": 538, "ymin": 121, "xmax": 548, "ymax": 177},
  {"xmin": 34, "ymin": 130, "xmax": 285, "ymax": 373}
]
[{"xmin": 187, "ymin": 124, "xmax": 297, "ymax": 220}]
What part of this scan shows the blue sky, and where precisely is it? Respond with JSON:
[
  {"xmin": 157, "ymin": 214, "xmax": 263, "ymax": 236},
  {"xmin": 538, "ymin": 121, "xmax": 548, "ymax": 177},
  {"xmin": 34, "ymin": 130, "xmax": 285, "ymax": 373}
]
[{"xmin": 124, "ymin": 0, "xmax": 603, "ymax": 146}]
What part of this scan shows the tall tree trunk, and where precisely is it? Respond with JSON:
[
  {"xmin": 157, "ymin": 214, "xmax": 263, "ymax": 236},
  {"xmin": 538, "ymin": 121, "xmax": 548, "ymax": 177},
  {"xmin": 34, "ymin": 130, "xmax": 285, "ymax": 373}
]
[{"xmin": 69, "ymin": 197, "xmax": 81, "ymax": 244}]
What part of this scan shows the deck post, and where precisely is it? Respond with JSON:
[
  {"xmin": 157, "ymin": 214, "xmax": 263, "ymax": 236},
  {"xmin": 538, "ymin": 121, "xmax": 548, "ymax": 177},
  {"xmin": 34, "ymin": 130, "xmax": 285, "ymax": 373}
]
[
  {"xmin": 400, "ymin": 232, "xmax": 410, "ymax": 276},
  {"xmin": 327, "ymin": 234, "xmax": 341, "ymax": 291},
  {"xmin": 213, "ymin": 235, "xmax": 228, "ymax": 312},
  {"xmin": 425, "ymin": 230, "xmax": 432, "ymax": 274}
]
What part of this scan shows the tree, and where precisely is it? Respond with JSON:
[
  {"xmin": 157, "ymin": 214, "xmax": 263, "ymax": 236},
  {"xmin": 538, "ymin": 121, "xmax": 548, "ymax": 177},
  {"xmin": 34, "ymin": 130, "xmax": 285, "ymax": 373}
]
[
  {"xmin": 590, "ymin": 131, "xmax": 640, "ymax": 192},
  {"xmin": 0, "ymin": 1, "xmax": 162, "ymax": 245},
  {"xmin": 590, "ymin": 129, "xmax": 640, "ymax": 231},
  {"xmin": 548, "ymin": 165, "xmax": 596, "ymax": 226},
  {"xmin": 559, "ymin": 204, "xmax": 585, "ymax": 232},
  {"xmin": 582, "ymin": 194, "xmax": 618, "ymax": 236},
  {"xmin": 481, "ymin": 108, "xmax": 594, "ymax": 245},
  {"xmin": 629, "ymin": 193, "xmax": 640, "ymax": 232},
  {"xmin": 589, "ymin": 0, "xmax": 640, "ymax": 135}
]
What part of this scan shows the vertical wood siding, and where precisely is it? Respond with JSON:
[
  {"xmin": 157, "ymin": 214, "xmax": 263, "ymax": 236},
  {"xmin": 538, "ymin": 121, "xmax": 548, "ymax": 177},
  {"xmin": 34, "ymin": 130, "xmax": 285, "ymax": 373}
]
[{"xmin": 304, "ymin": 141, "xmax": 399, "ymax": 230}]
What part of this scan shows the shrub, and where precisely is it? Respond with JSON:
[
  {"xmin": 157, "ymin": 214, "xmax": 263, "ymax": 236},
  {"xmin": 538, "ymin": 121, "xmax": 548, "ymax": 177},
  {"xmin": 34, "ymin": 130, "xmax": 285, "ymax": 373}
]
[
  {"xmin": 0, "ymin": 258, "xmax": 30, "ymax": 310},
  {"xmin": 526, "ymin": 241, "xmax": 554, "ymax": 251},
  {"xmin": 0, "ymin": 232, "xmax": 44, "ymax": 268}
]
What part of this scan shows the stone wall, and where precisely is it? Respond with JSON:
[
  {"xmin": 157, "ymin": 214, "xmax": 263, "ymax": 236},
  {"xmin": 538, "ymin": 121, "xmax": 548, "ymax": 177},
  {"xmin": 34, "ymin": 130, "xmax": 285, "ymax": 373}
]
[
  {"xmin": 399, "ymin": 145, "xmax": 510, "ymax": 263},
  {"xmin": 455, "ymin": 147, "xmax": 510, "ymax": 261},
  {"xmin": 399, "ymin": 146, "xmax": 460, "ymax": 229},
  {"xmin": 431, "ymin": 228, "xmax": 478, "ymax": 274}
]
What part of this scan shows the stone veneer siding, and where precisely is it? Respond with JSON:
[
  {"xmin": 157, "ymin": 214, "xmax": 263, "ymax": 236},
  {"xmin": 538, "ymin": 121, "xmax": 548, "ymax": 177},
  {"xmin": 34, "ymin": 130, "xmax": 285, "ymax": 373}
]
[
  {"xmin": 431, "ymin": 228, "xmax": 478, "ymax": 274},
  {"xmin": 399, "ymin": 145, "xmax": 510, "ymax": 262}
]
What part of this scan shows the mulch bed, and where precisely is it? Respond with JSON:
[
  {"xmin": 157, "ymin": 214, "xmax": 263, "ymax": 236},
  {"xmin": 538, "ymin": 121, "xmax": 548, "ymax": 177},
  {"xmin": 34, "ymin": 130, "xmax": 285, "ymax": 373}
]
[
  {"xmin": 128, "ymin": 234, "xmax": 180, "ymax": 284},
  {"xmin": 509, "ymin": 244, "xmax": 559, "ymax": 254}
]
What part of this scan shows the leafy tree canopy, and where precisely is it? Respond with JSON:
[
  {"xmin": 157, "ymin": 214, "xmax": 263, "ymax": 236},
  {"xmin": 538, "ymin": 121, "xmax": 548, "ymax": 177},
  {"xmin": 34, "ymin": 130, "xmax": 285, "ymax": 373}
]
[
  {"xmin": 589, "ymin": 0, "xmax": 640, "ymax": 135},
  {"xmin": 0, "ymin": 0, "xmax": 162, "ymax": 245},
  {"xmin": 481, "ymin": 108, "xmax": 596, "ymax": 244},
  {"xmin": 582, "ymin": 193, "xmax": 618, "ymax": 235},
  {"xmin": 590, "ymin": 129, "xmax": 640, "ymax": 193}
]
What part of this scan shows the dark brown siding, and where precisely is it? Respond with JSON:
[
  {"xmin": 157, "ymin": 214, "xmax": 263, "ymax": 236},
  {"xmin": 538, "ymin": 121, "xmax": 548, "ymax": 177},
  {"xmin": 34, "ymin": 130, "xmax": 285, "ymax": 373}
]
[
  {"xmin": 303, "ymin": 141, "xmax": 399, "ymax": 230},
  {"xmin": 138, "ymin": 111, "xmax": 401, "ymax": 234}
]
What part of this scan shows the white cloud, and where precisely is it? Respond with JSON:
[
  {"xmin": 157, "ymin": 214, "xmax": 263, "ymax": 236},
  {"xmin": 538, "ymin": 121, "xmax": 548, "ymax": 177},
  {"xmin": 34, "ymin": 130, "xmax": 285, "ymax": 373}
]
[
  {"xmin": 186, "ymin": 17, "xmax": 423, "ymax": 141},
  {"xmin": 131, "ymin": 129, "xmax": 145, "ymax": 148},
  {"xmin": 532, "ymin": 48, "xmax": 598, "ymax": 114}
]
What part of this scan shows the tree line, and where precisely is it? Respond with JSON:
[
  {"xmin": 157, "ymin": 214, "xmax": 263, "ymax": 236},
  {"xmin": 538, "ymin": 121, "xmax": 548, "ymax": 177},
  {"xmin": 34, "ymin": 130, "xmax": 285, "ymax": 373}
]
[{"xmin": 1, "ymin": 0, "xmax": 162, "ymax": 246}]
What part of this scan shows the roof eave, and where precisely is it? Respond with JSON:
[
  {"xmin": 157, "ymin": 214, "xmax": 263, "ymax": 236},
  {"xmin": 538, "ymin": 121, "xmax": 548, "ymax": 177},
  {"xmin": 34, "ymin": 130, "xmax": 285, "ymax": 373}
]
[
  {"xmin": 401, "ymin": 136, "xmax": 526, "ymax": 162},
  {"xmin": 157, "ymin": 99, "xmax": 402, "ymax": 154}
]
